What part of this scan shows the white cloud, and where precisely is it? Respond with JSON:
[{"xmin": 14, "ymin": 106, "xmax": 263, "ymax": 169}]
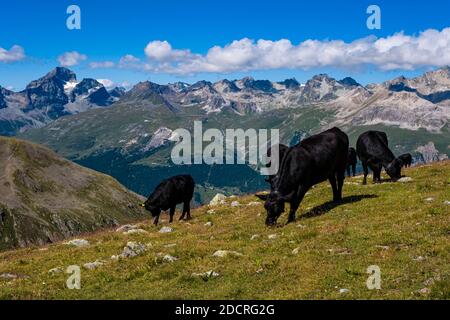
[
  {"xmin": 136, "ymin": 27, "xmax": 450, "ymax": 74},
  {"xmin": 90, "ymin": 61, "xmax": 115, "ymax": 69},
  {"xmin": 0, "ymin": 45, "xmax": 25, "ymax": 63},
  {"xmin": 58, "ymin": 51, "xmax": 87, "ymax": 67},
  {"xmin": 97, "ymin": 79, "xmax": 115, "ymax": 89}
]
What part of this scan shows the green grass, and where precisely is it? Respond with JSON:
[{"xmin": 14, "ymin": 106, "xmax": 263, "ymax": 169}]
[{"xmin": 0, "ymin": 162, "xmax": 449, "ymax": 300}]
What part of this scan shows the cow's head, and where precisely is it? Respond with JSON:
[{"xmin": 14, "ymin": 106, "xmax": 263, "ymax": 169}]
[
  {"xmin": 143, "ymin": 200, "xmax": 161, "ymax": 217},
  {"xmin": 386, "ymin": 158, "xmax": 403, "ymax": 181},
  {"xmin": 257, "ymin": 191, "xmax": 288, "ymax": 226}
]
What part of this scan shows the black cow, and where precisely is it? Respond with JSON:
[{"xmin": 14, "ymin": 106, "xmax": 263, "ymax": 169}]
[
  {"xmin": 265, "ymin": 144, "xmax": 289, "ymax": 189},
  {"xmin": 356, "ymin": 131, "xmax": 402, "ymax": 184},
  {"xmin": 346, "ymin": 147, "xmax": 357, "ymax": 177},
  {"xmin": 256, "ymin": 127, "xmax": 349, "ymax": 226},
  {"xmin": 398, "ymin": 153, "xmax": 412, "ymax": 168},
  {"xmin": 142, "ymin": 175, "xmax": 195, "ymax": 226}
]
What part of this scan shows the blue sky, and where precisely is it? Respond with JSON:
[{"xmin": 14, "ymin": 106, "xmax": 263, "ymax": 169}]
[{"xmin": 1, "ymin": 0, "xmax": 450, "ymax": 90}]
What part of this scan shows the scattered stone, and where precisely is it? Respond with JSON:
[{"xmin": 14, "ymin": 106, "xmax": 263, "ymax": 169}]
[
  {"xmin": 64, "ymin": 239, "xmax": 89, "ymax": 247},
  {"xmin": 116, "ymin": 224, "xmax": 139, "ymax": 233},
  {"xmin": 417, "ymin": 288, "xmax": 430, "ymax": 294},
  {"xmin": 209, "ymin": 194, "xmax": 227, "ymax": 206},
  {"xmin": 250, "ymin": 234, "xmax": 260, "ymax": 241},
  {"xmin": 444, "ymin": 200, "xmax": 450, "ymax": 205},
  {"xmin": 398, "ymin": 177, "xmax": 413, "ymax": 183},
  {"xmin": 164, "ymin": 243, "xmax": 177, "ymax": 248},
  {"xmin": 204, "ymin": 222, "xmax": 213, "ymax": 227},
  {"xmin": 375, "ymin": 245, "xmax": 390, "ymax": 250},
  {"xmin": 292, "ymin": 247, "xmax": 300, "ymax": 255},
  {"xmin": 0, "ymin": 273, "xmax": 18, "ymax": 280},
  {"xmin": 207, "ymin": 209, "xmax": 216, "ymax": 214},
  {"xmin": 413, "ymin": 256, "xmax": 425, "ymax": 262},
  {"xmin": 163, "ymin": 255, "xmax": 178, "ymax": 263},
  {"xmin": 83, "ymin": 260, "xmax": 104, "ymax": 270},
  {"xmin": 112, "ymin": 241, "xmax": 147, "ymax": 260},
  {"xmin": 230, "ymin": 201, "xmax": 240, "ymax": 207},
  {"xmin": 192, "ymin": 270, "xmax": 220, "ymax": 279},
  {"xmin": 159, "ymin": 226, "xmax": 173, "ymax": 234},
  {"xmin": 123, "ymin": 229, "xmax": 148, "ymax": 235},
  {"xmin": 424, "ymin": 197, "xmax": 435, "ymax": 202},
  {"xmin": 38, "ymin": 248, "xmax": 48, "ymax": 251},
  {"xmin": 256, "ymin": 268, "xmax": 264, "ymax": 274},
  {"xmin": 297, "ymin": 224, "xmax": 307, "ymax": 229},
  {"xmin": 268, "ymin": 234, "xmax": 278, "ymax": 240},
  {"xmin": 339, "ymin": 288, "xmax": 350, "ymax": 294},
  {"xmin": 212, "ymin": 250, "xmax": 243, "ymax": 258},
  {"xmin": 247, "ymin": 201, "xmax": 261, "ymax": 206},
  {"xmin": 327, "ymin": 248, "xmax": 352, "ymax": 255},
  {"xmin": 48, "ymin": 268, "xmax": 63, "ymax": 275}
]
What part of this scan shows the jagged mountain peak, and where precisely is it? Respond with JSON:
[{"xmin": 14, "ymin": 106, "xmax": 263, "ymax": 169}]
[
  {"xmin": 39, "ymin": 67, "xmax": 77, "ymax": 84},
  {"xmin": 338, "ymin": 77, "xmax": 361, "ymax": 87},
  {"xmin": 278, "ymin": 78, "xmax": 301, "ymax": 89}
]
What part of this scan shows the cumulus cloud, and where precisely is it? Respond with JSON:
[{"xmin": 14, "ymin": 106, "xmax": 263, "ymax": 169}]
[
  {"xmin": 58, "ymin": 51, "xmax": 87, "ymax": 67},
  {"xmin": 90, "ymin": 61, "xmax": 115, "ymax": 69},
  {"xmin": 97, "ymin": 79, "xmax": 115, "ymax": 89},
  {"xmin": 137, "ymin": 27, "xmax": 450, "ymax": 74},
  {"xmin": 0, "ymin": 45, "xmax": 25, "ymax": 63}
]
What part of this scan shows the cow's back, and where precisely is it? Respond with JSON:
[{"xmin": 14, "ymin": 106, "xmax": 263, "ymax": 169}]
[
  {"xmin": 149, "ymin": 175, "xmax": 195, "ymax": 208},
  {"xmin": 275, "ymin": 127, "xmax": 349, "ymax": 192},
  {"xmin": 357, "ymin": 131, "xmax": 394, "ymax": 162}
]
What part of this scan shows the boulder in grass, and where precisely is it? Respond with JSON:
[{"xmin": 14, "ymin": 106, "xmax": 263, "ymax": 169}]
[
  {"xmin": 209, "ymin": 194, "xmax": 227, "ymax": 206},
  {"xmin": 65, "ymin": 239, "xmax": 89, "ymax": 247}
]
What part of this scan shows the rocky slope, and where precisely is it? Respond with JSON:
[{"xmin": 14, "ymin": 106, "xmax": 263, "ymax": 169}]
[
  {"xmin": 0, "ymin": 137, "xmax": 147, "ymax": 251},
  {"xmin": 0, "ymin": 67, "xmax": 122, "ymax": 136}
]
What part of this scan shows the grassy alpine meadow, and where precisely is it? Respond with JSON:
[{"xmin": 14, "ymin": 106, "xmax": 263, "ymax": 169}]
[{"xmin": 0, "ymin": 162, "xmax": 449, "ymax": 300}]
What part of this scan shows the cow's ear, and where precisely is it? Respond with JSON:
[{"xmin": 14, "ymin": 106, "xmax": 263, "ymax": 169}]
[{"xmin": 255, "ymin": 193, "xmax": 268, "ymax": 201}]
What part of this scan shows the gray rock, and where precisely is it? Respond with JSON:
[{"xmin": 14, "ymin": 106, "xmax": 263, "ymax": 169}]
[
  {"xmin": 65, "ymin": 239, "xmax": 90, "ymax": 247},
  {"xmin": 159, "ymin": 226, "xmax": 173, "ymax": 234},
  {"xmin": 83, "ymin": 260, "xmax": 104, "ymax": 270},
  {"xmin": 123, "ymin": 229, "xmax": 148, "ymax": 235},
  {"xmin": 113, "ymin": 241, "xmax": 147, "ymax": 260},
  {"xmin": 116, "ymin": 224, "xmax": 139, "ymax": 233},
  {"xmin": 204, "ymin": 222, "xmax": 213, "ymax": 227},
  {"xmin": 48, "ymin": 267, "xmax": 63, "ymax": 275},
  {"xmin": 163, "ymin": 255, "xmax": 178, "ymax": 263},
  {"xmin": 212, "ymin": 250, "xmax": 243, "ymax": 258}
]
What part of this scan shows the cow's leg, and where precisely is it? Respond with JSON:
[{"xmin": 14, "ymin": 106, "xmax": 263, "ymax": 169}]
[
  {"xmin": 179, "ymin": 202, "xmax": 187, "ymax": 221},
  {"xmin": 336, "ymin": 172, "xmax": 345, "ymax": 202},
  {"xmin": 362, "ymin": 162, "xmax": 369, "ymax": 185},
  {"xmin": 152, "ymin": 215, "xmax": 160, "ymax": 226},
  {"xmin": 169, "ymin": 206, "xmax": 176, "ymax": 223},
  {"xmin": 373, "ymin": 164, "xmax": 382, "ymax": 183},
  {"xmin": 287, "ymin": 188, "xmax": 306, "ymax": 224},
  {"xmin": 183, "ymin": 201, "xmax": 191, "ymax": 220},
  {"xmin": 352, "ymin": 164, "xmax": 356, "ymax": 177},
  {"xmin": 346, "ymin": 166, "xmax": 351, "ymax": 177},
  {"xmin": 329, "ymin": 175, "xmax": 339, "ymax": 202}
]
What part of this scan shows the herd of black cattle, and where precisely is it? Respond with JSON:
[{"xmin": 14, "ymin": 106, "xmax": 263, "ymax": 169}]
[{"xmin": 142, "ymin": 128, "xmax": 413, "ymax": 227}]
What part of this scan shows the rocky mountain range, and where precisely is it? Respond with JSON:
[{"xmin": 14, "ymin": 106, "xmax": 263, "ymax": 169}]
[
  {"xmin": 2, "ymin": 67, "xmax": 449, "ymax": 203},
  {"xmin": 2, "ymin": 66, "xmax": 450, "ymax": 137},
  {"xmin": 0, "ymin": 67, "xmax": 125, "ymax": 136}
]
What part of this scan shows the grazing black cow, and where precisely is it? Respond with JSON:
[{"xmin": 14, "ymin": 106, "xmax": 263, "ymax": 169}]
[
  {"xmin": 356, "ymin": 131, "xmax": 402, "ymax": 184},
  {"xmin": 346, "ymin": 147, "xmax": 357, "ymax": 177},
  {"xmin": 398, "ymin": 153, "xmax": 412, "ymax": 168},
  {"xmin": 265, "ymin": 144, "xmax": 289, "ymax": 189},
  {"xmin": 256, "ymin": 127, "xmax": 349, "ymax": 226},
  {"xmin": 142, "ymin": 175, "xmax": 195, "ymax": 226}
]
